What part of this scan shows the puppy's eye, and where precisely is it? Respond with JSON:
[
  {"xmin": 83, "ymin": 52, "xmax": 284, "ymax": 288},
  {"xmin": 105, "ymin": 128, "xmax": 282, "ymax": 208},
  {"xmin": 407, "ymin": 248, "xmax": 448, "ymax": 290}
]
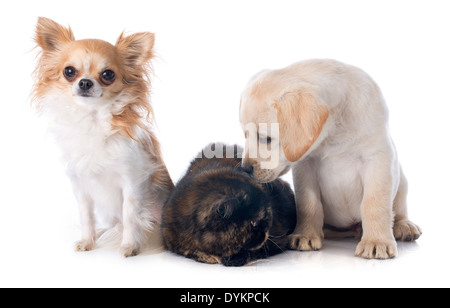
[
  {"xmin": 100, "ymin": 69, "xmax": 116, "ymax": 85},
  {"xmin": 259, "ymin": 137, "xmax": 272, "ymax": 144},
  {"xmin": 63, "ymin": 66, "xmax": 78, "ymax": 81}
]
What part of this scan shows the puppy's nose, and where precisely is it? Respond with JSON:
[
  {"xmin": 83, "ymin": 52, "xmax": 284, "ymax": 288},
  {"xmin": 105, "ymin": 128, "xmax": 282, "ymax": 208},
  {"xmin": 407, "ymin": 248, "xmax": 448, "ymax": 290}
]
[
  {"xmin": 79, "ymin": 79, "xmax": 94, "ymax": 91},
  {"xmin": 241, "ymin": 163, "xmax": 254, "ymax": 174}
]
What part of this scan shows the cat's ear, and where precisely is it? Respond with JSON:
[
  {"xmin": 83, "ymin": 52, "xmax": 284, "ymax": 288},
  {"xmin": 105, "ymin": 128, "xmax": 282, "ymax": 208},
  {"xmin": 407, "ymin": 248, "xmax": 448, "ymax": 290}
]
[{"xmin": 217, "ymin": 202, "xmax": 234, "ymax": 219}]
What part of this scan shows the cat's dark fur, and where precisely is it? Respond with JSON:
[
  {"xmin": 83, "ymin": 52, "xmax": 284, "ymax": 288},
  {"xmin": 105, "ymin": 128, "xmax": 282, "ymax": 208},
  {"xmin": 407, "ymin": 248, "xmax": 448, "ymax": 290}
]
[{"xmin": 162, "ymin": 143, "xmax": 297, "ymax": 266}]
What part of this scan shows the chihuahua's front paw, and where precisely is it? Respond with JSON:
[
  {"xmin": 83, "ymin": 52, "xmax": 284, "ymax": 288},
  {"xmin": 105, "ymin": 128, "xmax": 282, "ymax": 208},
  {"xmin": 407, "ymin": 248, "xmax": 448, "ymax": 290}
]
[
  {"xmin": 120, "ymin": 245, "xmax": 140, "ymax": 258},
  {"xmin": 75, "ymin": 240, "xmax": 95, "ymax": 252},
  {"xmin": 355, "ymin": 238, "xmax": 397, "ymax": 259},
  {"xmin": 288, "ymin": 233, "xmax": 323, "ymax": 251}
]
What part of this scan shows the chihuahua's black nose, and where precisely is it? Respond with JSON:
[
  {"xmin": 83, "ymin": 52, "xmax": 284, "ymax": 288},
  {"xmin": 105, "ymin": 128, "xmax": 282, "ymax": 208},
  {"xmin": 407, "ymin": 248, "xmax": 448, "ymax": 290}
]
[
  {"xmin": 241, "ymin": 163, "xmax": 254, "ymax": 174},
  {"xmin": 79, "ymin": 79, "xmax": 94, "ymax": 91}
]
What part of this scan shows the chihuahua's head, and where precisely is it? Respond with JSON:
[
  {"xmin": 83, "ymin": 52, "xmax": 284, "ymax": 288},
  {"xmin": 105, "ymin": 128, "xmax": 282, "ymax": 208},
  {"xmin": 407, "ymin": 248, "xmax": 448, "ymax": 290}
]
[{"xmin": 33, "ymin": 17, "xmax": 155, "ymax": 138}]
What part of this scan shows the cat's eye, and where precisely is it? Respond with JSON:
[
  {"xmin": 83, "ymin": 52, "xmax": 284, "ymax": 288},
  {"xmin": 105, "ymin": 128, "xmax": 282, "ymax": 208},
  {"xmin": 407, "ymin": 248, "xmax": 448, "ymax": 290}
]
[
  {"xmin": 250, "ymin": 220, "xmax": 257, "ymax": 228},
  {"xmin": 63, "ymin": 66, "xmax": 78, "ymax": 81},
  {"xmin": 100, "ymin": 69, "xmax": 116, "ymax": 85}
]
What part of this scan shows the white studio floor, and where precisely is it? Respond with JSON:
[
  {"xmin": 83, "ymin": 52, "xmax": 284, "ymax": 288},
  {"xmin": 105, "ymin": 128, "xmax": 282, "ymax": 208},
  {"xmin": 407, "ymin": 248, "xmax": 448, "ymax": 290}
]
[{"xmin": 0, "ymin": 223, "xmax": 439, "ymax": 288}]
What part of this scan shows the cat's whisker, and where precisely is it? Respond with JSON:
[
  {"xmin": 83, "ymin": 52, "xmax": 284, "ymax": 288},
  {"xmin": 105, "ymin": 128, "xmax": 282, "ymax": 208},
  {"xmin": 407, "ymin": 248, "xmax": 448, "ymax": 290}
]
[
  {"xmin": 246, "ymin": 258, "xmax": 271, "ymax": 266},
  {"xmin": 269, "ymin": 233, "xmax": 288, "ymax": 239},
  {"xmin": 267, "ymin": 237, "xmax": 289, "ymax": 257}
]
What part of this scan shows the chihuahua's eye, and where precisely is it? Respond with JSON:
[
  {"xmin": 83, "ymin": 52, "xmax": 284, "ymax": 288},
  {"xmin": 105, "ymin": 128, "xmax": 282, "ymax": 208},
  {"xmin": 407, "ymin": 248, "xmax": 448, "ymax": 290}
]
[
  {"xmin": 63, "ymin": 66, "xmax": 78, "ymax": 81},
  {"xmin": 100, "ymin": 70, "xmax": 116, "ymax": 85}
]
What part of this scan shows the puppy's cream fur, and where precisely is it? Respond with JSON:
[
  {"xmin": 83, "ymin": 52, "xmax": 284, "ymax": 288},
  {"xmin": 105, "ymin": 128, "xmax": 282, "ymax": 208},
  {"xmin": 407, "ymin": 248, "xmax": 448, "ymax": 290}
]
[{"xmin": 240, "ymin": 59, "xmax": 421, "ymax": 259}]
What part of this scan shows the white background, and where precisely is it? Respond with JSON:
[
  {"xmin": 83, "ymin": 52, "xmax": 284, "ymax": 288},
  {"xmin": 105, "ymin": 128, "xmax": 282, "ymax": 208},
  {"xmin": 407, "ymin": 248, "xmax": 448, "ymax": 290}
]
[{"xmin": 1, "ymin": 0, "xmax": 449, "ymax": 288}]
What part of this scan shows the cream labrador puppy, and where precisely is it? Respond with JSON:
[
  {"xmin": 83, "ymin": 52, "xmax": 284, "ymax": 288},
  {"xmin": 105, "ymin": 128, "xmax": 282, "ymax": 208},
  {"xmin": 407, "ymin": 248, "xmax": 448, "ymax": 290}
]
[{"xmin": 239, "ymin": 59, "xmax": 421, "ymax": 259}]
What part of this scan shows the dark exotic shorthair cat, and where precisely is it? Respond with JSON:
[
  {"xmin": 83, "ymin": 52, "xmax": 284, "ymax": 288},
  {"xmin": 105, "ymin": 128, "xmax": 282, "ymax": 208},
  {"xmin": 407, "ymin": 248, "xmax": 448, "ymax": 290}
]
[{"xmin": 162, "ymin": 143, "xmax": 297, "ymax": 266}]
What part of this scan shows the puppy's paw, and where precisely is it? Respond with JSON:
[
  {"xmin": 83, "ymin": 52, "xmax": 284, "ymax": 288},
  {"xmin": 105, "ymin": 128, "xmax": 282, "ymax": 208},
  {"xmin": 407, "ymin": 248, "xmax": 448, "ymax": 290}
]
[
  {"xmin": 120, "ymin": 245, "xmax": 140, "ymax": 258},
  {"xmin": 394, "ymin": 219, "xmax": 422, "ymax": 242},
  {"xmin": 355, "ymin": 239, "xmax": 397, "ymax": 259},
  {"xmin": 288, "ymin": 233, "xmax": 323, "ymax": 251},
  {"xmin": 75, "ymin": 240, "xmax": 94, "ymax": 252}
]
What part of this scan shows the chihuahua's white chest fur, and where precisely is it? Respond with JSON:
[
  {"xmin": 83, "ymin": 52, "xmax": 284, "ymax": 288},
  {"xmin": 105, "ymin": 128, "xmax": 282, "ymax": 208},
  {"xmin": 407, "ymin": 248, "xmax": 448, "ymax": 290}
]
[{"xmin": 48, "ymin": 97, "xmax": 123, "ymax": 174}]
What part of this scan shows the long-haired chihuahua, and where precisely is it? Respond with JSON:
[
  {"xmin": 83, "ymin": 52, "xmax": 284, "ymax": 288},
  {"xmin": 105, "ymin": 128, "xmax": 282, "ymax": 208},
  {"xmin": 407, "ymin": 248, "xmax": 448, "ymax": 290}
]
[{"xmin": 32, "ymin": 17, "xmax": 173, "ymax": 257}]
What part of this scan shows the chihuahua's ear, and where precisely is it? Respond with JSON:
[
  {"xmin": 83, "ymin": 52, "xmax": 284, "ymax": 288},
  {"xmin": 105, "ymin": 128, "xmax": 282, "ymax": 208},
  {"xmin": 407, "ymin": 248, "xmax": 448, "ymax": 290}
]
[
  {"xmin": 274, "ymin": 90, "xmax": 329, "ymax": 162},
  {"xmin": 35, "ymin": 17, "xmax": 74, "ymax": 52},
  {"xmin": 115, "ymin": 32, "xmax": 155, "ymax": 68}
]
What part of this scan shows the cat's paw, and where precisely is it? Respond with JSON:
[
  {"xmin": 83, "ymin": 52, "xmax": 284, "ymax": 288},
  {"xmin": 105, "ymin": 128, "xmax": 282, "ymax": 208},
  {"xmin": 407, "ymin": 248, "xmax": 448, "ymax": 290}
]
[
  {"xmin": 120, "ymin": 245, "xmax": 140, "ymax": 258},
  {"xmin": 288, "ymin": 233, "xmax": 323, "ymax": 251},
  {"xmin": 75, "ymin": 240, "xmax": 94, "ymax": 252},
  {"xmin": 221, "ymin": 251, "xmax": 251, "ymax": 267},
  {"xmin": 355, "ymin": 239, "xmax": 397, "ymax": 259},
  {"xmin": 394, "ymin": 219, "xmax": 422, "ymax": 242}
]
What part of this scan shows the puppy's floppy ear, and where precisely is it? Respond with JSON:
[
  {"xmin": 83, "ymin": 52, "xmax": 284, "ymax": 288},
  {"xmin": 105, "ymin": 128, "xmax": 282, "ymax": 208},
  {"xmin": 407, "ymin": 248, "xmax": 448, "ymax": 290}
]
[
  {"xmin": 274, "ymin": 90, "xmax": 329, "ymax": 162},
  {"xmin": 115, "ymin": 32, "xmax": 155, "ymax": 68},
  {"xmin": 35, "ymin": 17, "xmax": 74, "ymax": 52}
]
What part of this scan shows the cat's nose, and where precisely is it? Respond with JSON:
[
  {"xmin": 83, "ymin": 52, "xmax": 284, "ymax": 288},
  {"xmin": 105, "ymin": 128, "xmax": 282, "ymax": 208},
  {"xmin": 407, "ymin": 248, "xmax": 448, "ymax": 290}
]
[{"xmin": 241, "ymin": 163, "xmax": 254, "ymax": 174}]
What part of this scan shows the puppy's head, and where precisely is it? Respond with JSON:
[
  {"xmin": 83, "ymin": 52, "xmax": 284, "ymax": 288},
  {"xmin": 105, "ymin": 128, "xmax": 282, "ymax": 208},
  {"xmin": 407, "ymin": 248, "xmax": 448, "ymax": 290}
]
[
  {"xmin": 239, "ymin": 70, "xmax": 329, "ymax": 183},
  {"xmin": 33, "ymin": 17, "xmax": 155, "ymax": 138}
]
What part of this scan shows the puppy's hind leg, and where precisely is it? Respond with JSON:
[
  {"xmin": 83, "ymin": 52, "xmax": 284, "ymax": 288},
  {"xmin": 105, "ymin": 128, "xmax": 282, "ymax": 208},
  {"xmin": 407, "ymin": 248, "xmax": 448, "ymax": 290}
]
[{"xmin": 393, "ymin": 168, "xmax": 422, "ymax": 242}]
